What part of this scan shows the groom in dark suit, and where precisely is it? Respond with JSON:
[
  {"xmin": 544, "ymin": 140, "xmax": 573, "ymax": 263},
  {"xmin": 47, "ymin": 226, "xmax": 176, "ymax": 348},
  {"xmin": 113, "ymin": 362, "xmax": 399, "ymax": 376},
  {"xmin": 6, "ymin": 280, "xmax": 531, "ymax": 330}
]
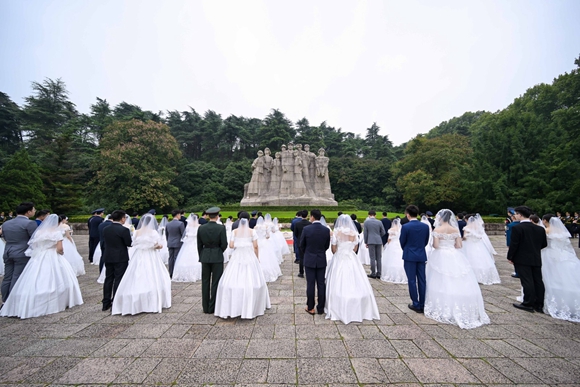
[
  {"xmin": 101, "ymin": 210, "xmax": 132, "ymax": 311},
  {"xmin": 400, "ymin": 205, "xmax": 430, "ymax": 313},
  {"xmin": 299, "ymin": 209, "xmax": 330, "ymax": 315},
  {"xmin": 508, "ymin": 205, "xmax": 547, "ymax": 313}
]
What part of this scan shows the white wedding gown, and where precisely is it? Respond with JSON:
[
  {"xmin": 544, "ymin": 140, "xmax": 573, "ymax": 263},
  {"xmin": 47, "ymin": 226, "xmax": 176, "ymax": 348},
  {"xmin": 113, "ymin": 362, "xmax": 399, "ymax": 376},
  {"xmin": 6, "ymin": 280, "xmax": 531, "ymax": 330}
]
[
  {"xmin": 380, "ymin": 229, "xmax": 407, "ymax": 284},
  {"xmin": 541, "ymin": 234, "xmax": 580, "ymax": 322},
  {"xmin": 0, "ymin": 233, "xmax": 83, "ymax": 319},
  {"xmin": 59, "ymin": 225, "xmax": 85, "ymax": 276},
  {"xmin": 112, "ymin": 231, "xmax": 171, "ymax": 315},
  {"xmin": 424, "ymin": 232, "xmax": 490, "ymax": 329},
  {"xmin": 325, "ymin": 239, "xmax": 380, "ymax": 324},
  {"xmin": 462, "ymin": 229, "xmax": 501, "ymax": 285},
  {"xmin": 214, "ymin": 232, "xmax": 271, "ymax": 319},
  {"xmin": 0, "ymin": 238, "xmax": 5, "ymax": 276},
  {"xmin": 255, "ymin": 225, "xmax": 282, "ymax": 282},
  {"xmin": 357, "ymin": 233, "xmax": 370, "ymax": 265},
  {"xmin": 172, "ymin": 227, "xmax": 202, "ymax": 283}
]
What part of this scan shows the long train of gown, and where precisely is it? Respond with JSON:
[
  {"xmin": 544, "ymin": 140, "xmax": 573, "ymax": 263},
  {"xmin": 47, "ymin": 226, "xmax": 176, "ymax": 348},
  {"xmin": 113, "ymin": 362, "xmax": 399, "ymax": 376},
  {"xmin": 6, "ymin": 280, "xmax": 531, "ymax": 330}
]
[
  {"xmin": 357, "ymin": 233, "xmax": 370, "ymax": 265},
  {"xmin": 0, "ymin": 235, "xmax": 83, "ymax": 319},
  {"xmin": 380, "ymin": 229, "xmax": 407, "ymax": 284},
  {"xmin": 255, "ymin": 226, "xmax": 282, "ymax": 282},
  {"xmin": 462, "ymin": 230, "xmax": 500, "ymax": 285},
  {"xmin": 172, "ymin": 229, "xmax": 202, "ymax": 283},
  {"xmin": 542, "ymin": 234, "xmax": 580, "ymax": 322},
  {"xmin": 62, "ymin": 237, "xmax": 85, "ymax": 276},
  {"xmin": 424, "ymin": 232, "xmax": 490, "ymax": 329},
  {"xmin": 214, "ymin": 234, "xmax": 271, "ymax": 319},
  {"xmin": 112, "ymin": 234, "xmax": 171, "ymax": 315},
  {"xmin": 325, "ymin": 240, "xmax": 380, "ymax": 324},
  {"xmin": 92, "ymin": 244, "xmax": 102, "ymax": 266}
]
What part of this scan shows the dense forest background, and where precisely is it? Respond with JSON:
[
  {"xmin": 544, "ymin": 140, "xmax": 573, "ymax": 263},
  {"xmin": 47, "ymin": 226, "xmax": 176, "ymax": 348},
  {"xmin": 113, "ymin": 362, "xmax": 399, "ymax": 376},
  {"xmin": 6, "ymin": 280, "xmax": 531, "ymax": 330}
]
[{"xmin": 0, "ymin": 56, "xmax": 578, "ymax": 216}]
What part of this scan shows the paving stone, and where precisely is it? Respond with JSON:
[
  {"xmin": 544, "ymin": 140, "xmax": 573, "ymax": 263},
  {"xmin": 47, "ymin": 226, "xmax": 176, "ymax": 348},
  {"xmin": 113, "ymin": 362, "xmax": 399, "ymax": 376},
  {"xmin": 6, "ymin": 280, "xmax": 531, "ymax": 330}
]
[
  {"xmin": 192, "ymin": 339, "xmax": 227, "ymax": 358},
  {"xmin": 296, "ymin": 324, "xmax": 340, "ymax": 339},
  {"xmin": 246, "ymin": 339, "xmax": 296, "ymax": 358},
  {"xmin": 297, "ymin": 358, "xmax": 358, "ymax": 384},
  {"xmin": 267, "ymin": 359, "xmax": 297, "ymax": 384},
  {"xmin": 116, "ymin": 323, "xmax": 172, "ymax": 338},
  {"xmin": 297, "ymin": 339, "xmax": 322, "ymax": 358},
  {"xmin": 24, "ymin": 357, "xmax": 84, "ymax": 384},
  {"xmin": 219, "ymin": 339, "xmax": 249, "ymax": 358},
  {"xmin": 404, "ymin": 358, "xmax": 478, "ymax": 384},
  {"xmin": 141, "ymin": 338, "xmax": 201, "ymax": 357},
  {"xmin": 113, "ymin": 357, "xmax": 162, "ymax": 384},
  {"xmin": 344, "ymin": 339, "xmax": 398, "ymax": 358},
  {"xmin": 377, "ymin": 359, "xmax": 418, "ymax": 383},
  {"xmin": 114, "ymin": 338, "xmax": 156, "ymax": 357},
  {"xmin": 435, "ymin": 338, "xmax": 502, "ymax": 358},
  {"xmin": 337, "ymin": 324, "xmax": 364, "ymax": 339},
  {"xmin": 56, "ymin": 357, "xmax": 133, "ymax": 384},
  {"xmin": 0, "ymin": 356, "xmax": 54, "ymax": 383},
  {"xmin": 458, "ymin": 358, "xmax": 513, "ymax": 384},
  {"xmin": 206, "ymin": 324, "xmax": 254, "ymax": 340},
  {"xmin": 72, "ymin": 322, "xmax": 132, "ymax": 338},
  {"xmin": 320, "ymin": 339, "xmax": 349, "ymax": 357},
  {"xmin": 485, "ymin": 357, "xmax": 544, "ymax": 383},
  {"xmin": 143, "ymin": 358, "xmax": 189, "ymax": 384},
  {"xmin": 535, "ymin": 338, "xmax": 580, "ymax": 357},
  {"xmin": 274, "ymin": 324, "xmax": 295, "ymax": 339},
  {"xmin": 236, "ymin": 359, "xmax": 269, "ymax": 383},
  {"xmin": 350, "ymin": 358, "xmax": 389, "ymax": 383},
  {"xmin": 390, "ymin": 339, "xmax": 426, "ymax": 358},
  {"xmin": 512, "ymin": 357, "xmax": 580, "ymax": 384},
  {"xmin": 160, "ymin": 323, "xmax": 193, "ymax": 338},
  {"xmin": 178, "ymin": 358, "xmax": 242, "ymax": 384},
  {"xmin": 380, "ymin": 324, "xmax": 430, "ymax": 339}
]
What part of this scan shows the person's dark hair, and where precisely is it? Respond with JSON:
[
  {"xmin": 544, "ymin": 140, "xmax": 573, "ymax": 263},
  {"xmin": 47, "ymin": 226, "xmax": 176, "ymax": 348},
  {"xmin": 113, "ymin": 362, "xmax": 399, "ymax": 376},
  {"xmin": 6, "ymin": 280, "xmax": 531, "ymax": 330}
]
[
  {"xmin": 438, "ymin": 209, "xmax": 454, "ymax": 224},
  {"xmin": 337, "ymin": 211, "xmax": 343, "ymax": 216},
  {"xmin": 405, "ymin": 205, "xmax": 419, "ymax": 218},
  {"xmin": 202, "ymin": 211, "xmax": 206, "ymax": 216},
  {"xmin": 239, "ymin": 211, "xmax": 250, "ymax": 220},
  {"xmin": 296, "ymin": 211, "xmax": 301, "ymax": 216},
  {"xmin": 16, "ymin": 202, "xmax": 35, "ymax": 215},
  {"xmin": 465, "ymin": 213, "xmax": 475, "ymax": 221},
  {"xmin": 132, "ymin": 212, "xmax": 139, "ymax": 217},
  {"xmin": 382, "ymin": 212, "xmax": 388, "ymax": 216},
  {"xmin": 37, "ymin": 209, "xmax": 51, "ymax": 217},
  {"xmin": 257, "ymin": 211, "xmax": 262, "ymax": 218},
  {"xmin": 310, "ymin": 209, "xmax": 322, "ymax": 221},
  {"xmin": 172, "ymin": 209, "xmax": 180, "ymax": 217},
  {"xmin": 301, "ymin": 210, "xmax": 308, "ymax": 218},
  {"xmin": 514, "ymin": 205, "xmax": 532, "ymax": 219},
  {"xmin": 208, "ymin": 212, "xmax": 219, "ymax": 220},
  {"xmin": 350, "ymin": 214, "xmax": 357, "ymax": 221},
  {"xmin": 542, "ymin": 213, "xmax": 554, "ymax": 222},
  {"xmin": 58, "ymin": 214, "xmax": 67, "ymax": 223},
  {"xmin": 530, "ymin": 215, "xmax": 540, "ymax": 224},
  {"xmin": 228, "ymin": 215, "xmax": 233, "ymax": 220},
  {"xmin": 457, "ymin": 213, "xmax": 464, "ymax": 220},
  {"xmin": 238, "ymin": 211, "xmax": 243, "ymax": 218},
  {"xmin": 110, "ymin": 210, "xmax": 127, "ymax": 222},
  {"xmin": 368, "ymin": 210, "xmax": 376, "ymax": 216}
]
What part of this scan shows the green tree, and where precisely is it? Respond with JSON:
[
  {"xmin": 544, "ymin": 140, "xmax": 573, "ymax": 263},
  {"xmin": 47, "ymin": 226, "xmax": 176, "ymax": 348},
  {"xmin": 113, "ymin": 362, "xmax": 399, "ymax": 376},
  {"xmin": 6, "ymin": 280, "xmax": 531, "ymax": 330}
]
[
  {"xmin": 259, "ymin": 109, "xmax": 295, "ymax": 151},
  {"xmin": 0, "ymin": 91, "xmax": 23, "ymax": 167},
  {"xmin": 93, "ymin": 119, "xmax": 182, "ymax": 211},
  {"xmin": 0, "ymin": 149, "xmax": 46, "ymax": 211}
]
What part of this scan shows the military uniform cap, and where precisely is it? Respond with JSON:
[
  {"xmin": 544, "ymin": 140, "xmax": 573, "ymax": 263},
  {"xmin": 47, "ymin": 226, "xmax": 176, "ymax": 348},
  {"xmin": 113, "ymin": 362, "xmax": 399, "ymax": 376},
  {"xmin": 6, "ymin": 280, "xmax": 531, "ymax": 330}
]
[
  {"xmin": 206, "ymin": 206, "xmax": 221, "ymax": 215},
  {"xmin": 251, "ymin": 210, "xmax": 258, "ymax": 216},
  {"xmin": 148, "ymin": 209, "xmax": 156, "ymax": 215},
  {"xmin": 426, "ymin": 211, "xmax": 433, "ymax": 216},
  {"xmin": 92, "ymin": 208, "xmax": 105, "ymax": 214}
]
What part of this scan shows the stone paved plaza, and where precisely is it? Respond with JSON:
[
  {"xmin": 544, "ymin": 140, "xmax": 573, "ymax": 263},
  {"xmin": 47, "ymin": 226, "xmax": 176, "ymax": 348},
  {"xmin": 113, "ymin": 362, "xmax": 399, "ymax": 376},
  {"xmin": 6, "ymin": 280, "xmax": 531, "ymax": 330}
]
[{"xmin": 0, "ymin": 235, "xmax": 579, "ymax": 386}]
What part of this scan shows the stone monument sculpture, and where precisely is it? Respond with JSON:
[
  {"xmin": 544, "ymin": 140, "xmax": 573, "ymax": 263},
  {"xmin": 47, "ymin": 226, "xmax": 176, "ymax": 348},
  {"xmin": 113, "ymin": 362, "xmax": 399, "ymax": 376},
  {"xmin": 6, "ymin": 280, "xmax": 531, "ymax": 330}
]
[{"xmin": 241, "ymin": 144, "xmax": 338, "ymax": 206}]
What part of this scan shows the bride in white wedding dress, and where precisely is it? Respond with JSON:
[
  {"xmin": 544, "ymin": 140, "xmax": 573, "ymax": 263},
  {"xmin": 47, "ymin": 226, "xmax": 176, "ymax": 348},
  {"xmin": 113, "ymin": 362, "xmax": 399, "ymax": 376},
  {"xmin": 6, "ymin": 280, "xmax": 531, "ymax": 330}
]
[
  {"xmin": 541, "ymin": 214, "xmax": 580, "ymax": 322},
  {"xmin": 380, "ymin": 218, "xmax": 407, "ymax": 284},
  {"xmin": 424, "ymin": 209, "xmax": 490, "ymax": 329},
  {"xmin": 112, "ymin": 214, "xmax": 171, "ymax": 315},
  {"xmin": 172, "ymin": 214, "xmax": 202, "ymax": 283},
  {"xmin": 325, "ymin": 214, "xmax": 380, "ymax": 324},
  {"xmin": 0, "ymin": 214, "xmax": 83, "ymax": 319},
  {"xmin": 462, "ymin": 214, "xmax": 501, "ymax": 285},
  {"xmin": 214, "ymin": 218, "xmax": 270, "ymax": 319}
]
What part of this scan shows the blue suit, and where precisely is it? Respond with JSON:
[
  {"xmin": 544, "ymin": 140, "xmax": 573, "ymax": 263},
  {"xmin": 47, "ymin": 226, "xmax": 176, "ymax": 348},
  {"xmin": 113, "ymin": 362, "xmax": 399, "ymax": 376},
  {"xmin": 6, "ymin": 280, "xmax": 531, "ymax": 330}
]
[
  {"xmin": 400, "ymin": 219, "xmax": 430, "ymax": 309},
  {"xmin": 299, "ymin": 222, "xmax": 330, "ymax": 313}
]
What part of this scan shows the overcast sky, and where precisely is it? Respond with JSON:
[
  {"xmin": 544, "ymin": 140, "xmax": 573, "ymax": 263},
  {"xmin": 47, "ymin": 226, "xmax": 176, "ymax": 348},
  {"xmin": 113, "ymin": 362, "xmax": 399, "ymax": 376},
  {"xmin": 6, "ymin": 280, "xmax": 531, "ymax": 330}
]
[{"xmin": 1, "ymin": 0, "xmax": 579, "ymax": 145}]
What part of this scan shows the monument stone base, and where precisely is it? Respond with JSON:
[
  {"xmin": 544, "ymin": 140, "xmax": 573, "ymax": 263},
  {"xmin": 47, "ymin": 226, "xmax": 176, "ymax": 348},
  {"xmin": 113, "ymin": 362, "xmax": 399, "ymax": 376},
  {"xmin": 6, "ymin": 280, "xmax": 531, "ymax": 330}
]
[{"xmin": 240, "ymin": 196, "xmax": 338, "ymax": 207}]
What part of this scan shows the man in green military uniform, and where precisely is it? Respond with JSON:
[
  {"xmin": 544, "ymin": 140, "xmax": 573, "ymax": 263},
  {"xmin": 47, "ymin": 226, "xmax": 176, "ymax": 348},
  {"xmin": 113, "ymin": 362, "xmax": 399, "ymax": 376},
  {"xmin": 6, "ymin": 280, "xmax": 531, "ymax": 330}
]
[{"xmin": 197, "ymin": 206, "xmax": 228, "ymax": 314}]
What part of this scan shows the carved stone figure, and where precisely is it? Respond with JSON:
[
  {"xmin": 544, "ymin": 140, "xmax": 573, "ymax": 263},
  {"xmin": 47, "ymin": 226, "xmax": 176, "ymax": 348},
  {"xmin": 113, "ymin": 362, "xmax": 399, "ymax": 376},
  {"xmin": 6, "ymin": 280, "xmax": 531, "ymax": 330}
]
[{"xmin": 240, "ymin": 144, "xmax": 337, "ymax": 206}]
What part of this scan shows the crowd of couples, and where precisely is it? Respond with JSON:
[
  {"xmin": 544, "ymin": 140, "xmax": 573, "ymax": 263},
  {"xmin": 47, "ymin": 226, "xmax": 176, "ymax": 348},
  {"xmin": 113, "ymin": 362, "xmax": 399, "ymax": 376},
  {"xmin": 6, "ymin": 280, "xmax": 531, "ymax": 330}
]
[{"xmin": 0, "ymin": 202, "xmax": 578, "ymax": 329}]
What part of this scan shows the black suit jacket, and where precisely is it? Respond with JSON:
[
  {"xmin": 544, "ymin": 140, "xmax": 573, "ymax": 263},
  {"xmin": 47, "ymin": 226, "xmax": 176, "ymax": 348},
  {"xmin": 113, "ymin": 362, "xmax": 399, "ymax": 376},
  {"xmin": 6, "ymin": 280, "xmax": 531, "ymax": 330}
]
[
  {"xmin": 299, "ymin": 222, "xmax": 330, "ymax": 268},
  {"xmin": 293, "ymin": 219, "xmax": 311, "ymax": 242},
  {"xmin": 458, "ymin": 220, "xmax": 467, "ymax": 237},
  {"xmin": 380, "ymin": 218, "xmax": 391, "ymax": 244},
  {"xmin": 131, "ymin": 217, "xmax": 140, "ymax": 227},
  {"xmin": 353, "ymin": 220, "xmax": 362, "ymax": 234},
  {"xmin": 102, "ymin": 223, "xmax": 132, "ymax": 263},
  {"xmin": 98, "ymin": 220, "xmax": 113, "ymax": 250},
  {"xmin": 249, "ymin": 218, "xmax": 257, "ymax": 229},
  {"xmin": 88, "ymin": 215, "xmax": 103, "ymax": 238},
  {"xmin": 507, "ymin": 221, "xmax": 547, "ymax": 267}
]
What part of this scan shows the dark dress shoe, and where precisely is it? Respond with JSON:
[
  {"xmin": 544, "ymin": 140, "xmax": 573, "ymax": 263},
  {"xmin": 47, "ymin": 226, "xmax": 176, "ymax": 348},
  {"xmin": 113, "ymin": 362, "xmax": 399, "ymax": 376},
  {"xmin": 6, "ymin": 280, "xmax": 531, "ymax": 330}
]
[
  {"xmin": 297, "ymin": 273, "xmax": 304, "ymax": 278},
  {"xmin": 305, "ymin": 307, "xmax": 315, "ymax": 315},
  {"xmin": 408, "ymin": 303, "xmax": 424, "ymax": 313},
  {"xmin": 102, "ymin": 304, "xmax": 111, "ymax": 311},
  {"xmin": 367, "ymin": 274, "xmax": 376, "ymax": 279},
  {"xmin": 513, "ymin": 303, "xmax": 534, "ymax": 312},
  {"xmin": 375, "ymin": 273, "xmax": 381, "ymax": 279},
  {"xmin": 511, "ymin": 273, "xmax": 520, "ymax": 278},
  {"xmin": 534, "ymin": 307, "xmax": 545, "ymax": 314},
  {"xmin": 294, "ymin": 260, "xmax": 300, "ymax": 264}
]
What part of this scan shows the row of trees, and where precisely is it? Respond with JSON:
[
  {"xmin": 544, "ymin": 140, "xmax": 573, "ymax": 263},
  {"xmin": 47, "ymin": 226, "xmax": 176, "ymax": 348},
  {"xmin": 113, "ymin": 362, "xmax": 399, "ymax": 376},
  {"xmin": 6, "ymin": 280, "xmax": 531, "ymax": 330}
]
[{"xmin": 0, "ymin": 56, "xmax": 578, "ymax": 215}]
